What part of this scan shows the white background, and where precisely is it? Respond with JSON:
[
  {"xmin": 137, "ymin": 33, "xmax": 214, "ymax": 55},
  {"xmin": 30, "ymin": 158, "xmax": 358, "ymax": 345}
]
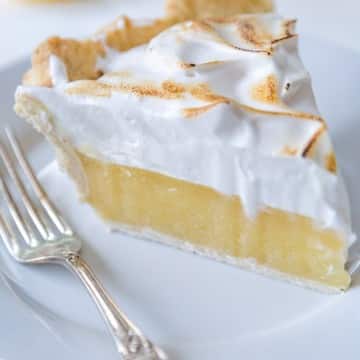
[{"xmin": 0, "ymin": 0, "xmax": 359, "ymax": 68}]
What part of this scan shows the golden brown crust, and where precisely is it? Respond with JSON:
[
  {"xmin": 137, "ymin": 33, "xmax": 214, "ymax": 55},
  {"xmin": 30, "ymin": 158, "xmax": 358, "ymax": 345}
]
[
  {"xmin": 23, "ymin": 17, "xmax": 174, "ymax": 87},
  {"xmin": 165, "ymin": 0, "xmax": 273, "ymax": 21},
  {"xmin": 102, "ymin": 16, "xmax": 174, "ymax": 52},
  {"xmin": 23, "ymin": 37, "xmax": 105, "ymax": 87},
  {"xmin": 22, "ymin": 0, "xmax": 274, "ymax": 87}
]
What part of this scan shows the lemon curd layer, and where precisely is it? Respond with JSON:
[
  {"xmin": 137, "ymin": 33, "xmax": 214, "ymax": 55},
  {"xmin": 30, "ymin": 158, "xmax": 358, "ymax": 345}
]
[{"xmin": 78, "ymin": 152, "xmax": 350, "ymax": 290}]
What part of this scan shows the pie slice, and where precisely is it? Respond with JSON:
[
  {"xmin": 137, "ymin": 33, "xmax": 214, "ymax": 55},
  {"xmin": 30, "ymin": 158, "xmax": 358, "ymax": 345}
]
[{"xmin": 15, "ymin": 4, "xmax": 356, "ymax": 292}]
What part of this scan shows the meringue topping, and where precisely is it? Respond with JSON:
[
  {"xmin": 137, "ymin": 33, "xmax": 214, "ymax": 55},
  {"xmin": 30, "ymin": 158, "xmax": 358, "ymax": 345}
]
[{"xmin": 83, "ymin": 14, "xmax": 331, "ymax": 168}]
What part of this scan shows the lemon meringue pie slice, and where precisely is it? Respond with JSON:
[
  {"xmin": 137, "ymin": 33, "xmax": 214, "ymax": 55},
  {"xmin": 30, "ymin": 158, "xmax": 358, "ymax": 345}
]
[{"xmin": 15, "ymin": 11, "xmax": 355, "ymax": 292}]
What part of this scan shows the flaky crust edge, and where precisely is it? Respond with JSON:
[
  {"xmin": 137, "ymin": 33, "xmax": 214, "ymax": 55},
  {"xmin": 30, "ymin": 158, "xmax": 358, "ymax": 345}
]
[
  {"xmin": 23, "ymin": 16, "xmax": 174, "ymax": 87},
  {"xmin": 22, "ymin": 0, "xmax": 274, "ymax": 87}
]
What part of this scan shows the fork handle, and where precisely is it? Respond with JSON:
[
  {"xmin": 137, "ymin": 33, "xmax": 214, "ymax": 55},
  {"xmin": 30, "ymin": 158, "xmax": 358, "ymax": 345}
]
[{"xmin": 64, "ymin": 253, "xmax": 164, "ymax": 359}]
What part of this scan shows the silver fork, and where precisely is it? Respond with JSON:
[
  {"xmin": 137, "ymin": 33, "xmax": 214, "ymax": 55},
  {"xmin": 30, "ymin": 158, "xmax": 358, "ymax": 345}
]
[{"xmin": 0, "ymin": 128, "xmax": 167, "ymax": 360}]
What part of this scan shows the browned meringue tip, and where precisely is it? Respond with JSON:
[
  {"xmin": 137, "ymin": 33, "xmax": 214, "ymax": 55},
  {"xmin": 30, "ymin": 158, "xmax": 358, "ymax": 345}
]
[
  {"xmin": 252, "ymin": 75, "xmax": 279, "ymax": 104},
  {"xmin": 302, "ymin": 126, "xmax": 325, "ymax": 157}
]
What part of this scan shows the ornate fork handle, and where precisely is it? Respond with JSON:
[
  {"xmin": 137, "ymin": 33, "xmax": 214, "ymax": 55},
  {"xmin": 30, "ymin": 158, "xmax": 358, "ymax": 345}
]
[
  {"xmin": 64, "ymin": 252, "xmax": 165, "ymax": 360},
  {"xmin": 0, "ymin": 129, "xmax": 166, "ymax": 359}
]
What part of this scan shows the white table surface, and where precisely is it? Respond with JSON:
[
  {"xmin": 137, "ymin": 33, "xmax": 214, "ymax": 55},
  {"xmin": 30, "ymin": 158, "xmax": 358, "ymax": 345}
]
[{"xmin": 0, "ymin": 0, "xmax": 360, "ymax": 69}]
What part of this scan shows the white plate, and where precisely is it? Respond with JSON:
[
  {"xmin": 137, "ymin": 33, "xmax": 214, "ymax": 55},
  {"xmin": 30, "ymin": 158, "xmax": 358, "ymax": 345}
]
[{"xmin": 1, "ymin": 35, "xmax": 360, "ymax": 360}]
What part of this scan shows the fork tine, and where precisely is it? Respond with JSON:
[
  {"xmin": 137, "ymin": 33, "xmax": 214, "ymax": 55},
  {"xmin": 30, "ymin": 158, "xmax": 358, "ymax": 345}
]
[
  {"xmin": 0, "ymin": 142, "xmax": 53, "ymax": 240},
  {"xmin": 0, "ymin": 171, "xmax": 38, "ymax": 247},
  {"xmin": 5, "ymin": 128, "xmax": 73, "ymax": 236},
  {"xmin": 0, "ymin": 209, "xmax": 21, "ymax": 258}
]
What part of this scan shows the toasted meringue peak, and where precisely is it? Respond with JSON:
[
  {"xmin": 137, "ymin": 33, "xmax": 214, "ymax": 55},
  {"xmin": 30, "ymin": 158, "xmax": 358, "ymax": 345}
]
[
  {"xmin": 146, "ymin": 14, "xmax": 297, "ymax": 67},
  {"xmin": 251, "ymin": 75, "xmax": 279, "ymax": 104}
]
